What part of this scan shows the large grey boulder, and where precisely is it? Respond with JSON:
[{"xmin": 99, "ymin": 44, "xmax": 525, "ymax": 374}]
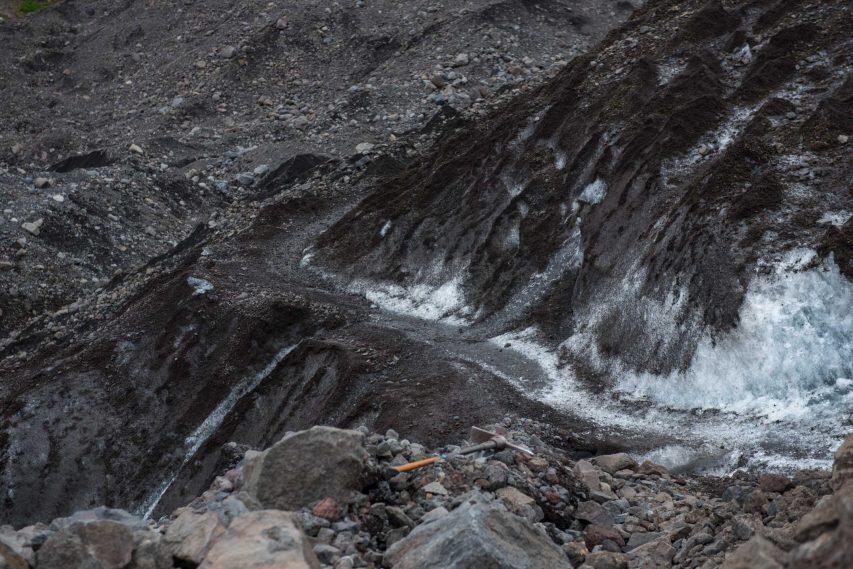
[
  {"xmin": 383, "ymin": 491, "xmax": 571, "ymax": 569},
  {"xmin": 243, "ymin": 426, "xmax": 369, "ymax": 510}
]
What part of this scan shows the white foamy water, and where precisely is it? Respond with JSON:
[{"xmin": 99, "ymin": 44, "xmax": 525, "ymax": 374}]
[
  {"xmin": 139, "ymin": 343, "xmax": 298, "ymax": 518},
  {"xmin": 489, "ymin": 255, "xmax": 852, "ymax": 472},
  {"xmin": 617, "ymin": 258, "xmax": 852, "ymax": 418}
]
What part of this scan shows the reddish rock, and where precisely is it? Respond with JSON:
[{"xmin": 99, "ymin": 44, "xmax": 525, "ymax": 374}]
[
  {"xmin": 759, "ymin": 474, "xmax": 793, "ymax": 494},
  {"xmin": 638, "ymin": 461, "xmax": 670, "ymax": 477},
  {"xmin": 544, "ymin": 491, "xmax": 561, "ymax": 505},
  {"xmin": 312, "ymin": 497, "xmax": 342, "ymax": 521}
]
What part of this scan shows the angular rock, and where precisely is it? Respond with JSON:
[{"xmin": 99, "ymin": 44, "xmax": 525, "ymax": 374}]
[
  {"xmin": 584, "ymin": 550, "xmax": 628, "ymax": 569},
  {"xmin": 627, "ymin": 537, "xmax": 675, "ymax": 568},
  {"xmin": 584, "ymin": 524, "xmax": 625, "ymax": 549},
  {"xmin": 0, "ymin": 526, "xmax": 34, "ymax": 567},
  {"xmin": 722, "ymin": 535, "xmax": 786, "ymax": 569},
  {"xmin": 421, "ymin": 482, "xmax": 448, "ymax": 496},
  {"xmin": 70, "ymin": 521, "xmax": 134, "ymax": 569},
  {"xmin": 243, "ymin": 426, "xmax": 368, "ymax": 510},
  {"xmin": 384, "ymin": 492, "xmax": 570, "ymax": 569},
  {"xmin": 593, "ymin": 454, "xmax": 638, "ymax": 474},
  {"xmin": 21, "ymin": 219, "xmax": 43, "ymax": 236},
  {"xmin": 625, "ymin": 531, "xmax": 666, "ymax": 551},
  {"xmin": 759, "ymin": 474, "xmax": 793, "ymax": 494},
  {"xmin": 0, "ymin": 542, "xmax": 28, "ymax": 569},
  {"xmin": 35, "ymin": 531, "xmax": 88, "ymax": 569},
  {"xmin": 164, "ymin": 510, "xmax": 225, "ymax": 566},
  {"xmin": 312, "ymin": 497, "xmax": 342, "ymax": 521},
  {"xmin": 574, "ymin": 459, "xmax": 602, "ymax": 491},
  {"xmin": 576, "ymin": 500, "xmax": 615, "ymax": 526},
  {"xmin": 638, "ymin": 461, "xmax": 669, "ymax": 477},
  {"xmin": 831, "ymin": 434, "xmax": 853, "ymax": 492},
  {"xmin": 199, "ymin": 510, "xmax": 319, "ymax": 569}
]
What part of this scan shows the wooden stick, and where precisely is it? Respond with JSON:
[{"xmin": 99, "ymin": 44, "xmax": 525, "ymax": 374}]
[{"xmin": 392, "ymin": 456, "xmax": 441, "ymax": 472}]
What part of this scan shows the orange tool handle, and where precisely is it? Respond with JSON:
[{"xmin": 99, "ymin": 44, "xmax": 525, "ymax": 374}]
[{"xmin": 393, "ymin": 456, "xmax": 441, "ymax": 472}]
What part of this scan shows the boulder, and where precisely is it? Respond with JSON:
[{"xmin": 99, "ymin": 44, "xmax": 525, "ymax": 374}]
[
  {"xmin": 831, "ymin": 435, "xmax": 853, "ymax": 492},
  {"xmin": 593, "ymin": 454, "xmax": 637, "ymax": 475},
  {"xmin": 575, "ymin": 500, "xmax": 615, "ymax": 526},
  {"xmin": 164, "ymin": 510, "xmax": 225, "ymax": 566},
  {"xmin": 37, "ymin": 525, "xmax": 134, "ymax": 569},
  {"xmin": 35, "ymin": 531, "xmax": 89, "ymax": 569},
  {"xmin": 759, "ymin": 474, "xmax": 793, "ymax": 494},
  {"xmin": 0, "ymin": 542, "xmax": 28, "ymax": 569},
  {"xmin": 243, "ymin": 426, "xmax": 368, "ymax": 510},
  {"xmin": 627, "ymin": 537, "xmax": 675, "ymax": 568},
  {"xmin": 583, "ymin": 550, "xmax": 628, "ymax": 569},
  {"xmin": 574, "ymin": 460, "xmax": 602, "ymax": 491},
  {"xmin": 199, "ymin": 510, "xmax": 319, "ymax": 569},
  {"xmin": 0, "ymin": 526, "xmax": 34, "ymax": 567},
  {"xmin": 584, "ymin": 524, "xmax": 625, "ymax": 549},
  {"xmin": 637, "ymin": 461, "xmax": 669, "ymax": 477},
  {"xmin": 495, "ymin": 486, "xmax": 542, "ymax": 522},
  {"xmin": 789, "ymin": 495, "xmax": 853, "ymax": 569},
  {"xmin": 383, "ymin": 491, "xmax": 571, "ymax": 569},
  {"xmin": 625, "ymin": 531, "xmax": 666, "ymax": 551},
  {"xmin": 722, "ymin": 535, "xmax": 786, "ymax": 569}
]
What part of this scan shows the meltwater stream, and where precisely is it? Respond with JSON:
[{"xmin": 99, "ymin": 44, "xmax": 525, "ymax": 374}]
[
  {"xmin": 350, "ymin": 254, "xmax": 852, "ymax": 474},
  {"xmin": 138, "ymin": 343, "xmax": 299, "ymax": 518}
]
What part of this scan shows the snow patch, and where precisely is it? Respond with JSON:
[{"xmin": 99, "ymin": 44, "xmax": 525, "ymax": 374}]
[{"xmin": 379, "ymin": 220, "xmax": 392, "ymax": 237}]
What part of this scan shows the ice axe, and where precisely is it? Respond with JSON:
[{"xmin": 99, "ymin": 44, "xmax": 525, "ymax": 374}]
[{"xmin": 392, "ymin": 426, "xmax": 533, "ymax": 473}]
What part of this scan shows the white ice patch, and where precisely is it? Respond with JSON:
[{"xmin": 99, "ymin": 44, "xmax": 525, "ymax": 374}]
[
  {"xmin": 657, "ymin": 59, "xmax": 687, "ymax": 86},
  {"xmin": 640, "ymin": 444, "xmax": 740, "ymax": 476},
  {"xmin": 187, "ymin": 276, "xmax": 213, "ymax": 296},
  {"xmin": 139, "ymin": 343, "xmax": 298, "ymax": 518},
  {"xmin": 578, "ymin": 178, "xmax": 607, "ymax": 205},
  {"xmin": 616, "ymin": 257, "xmax": 853, "ymax": 420},
  {"xmin": 357, "ymin": 275, "xmax": 471, "ymax": 324},
  {"xmin": 379, "ymin": 220, "xmax": 392, "ymax": 237},
  {"xmin": 818, "ymin": 210, "xmax": 851, "ymax": 227},
  {"xmin": 555, "ymin": 152, "xmax": 567, "ymax": 171}
]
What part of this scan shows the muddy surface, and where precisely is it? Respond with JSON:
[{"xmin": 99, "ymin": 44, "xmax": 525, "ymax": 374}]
[{"xmin": 0, "ymin": 0, "xmax": 850, "ymax": 530}]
